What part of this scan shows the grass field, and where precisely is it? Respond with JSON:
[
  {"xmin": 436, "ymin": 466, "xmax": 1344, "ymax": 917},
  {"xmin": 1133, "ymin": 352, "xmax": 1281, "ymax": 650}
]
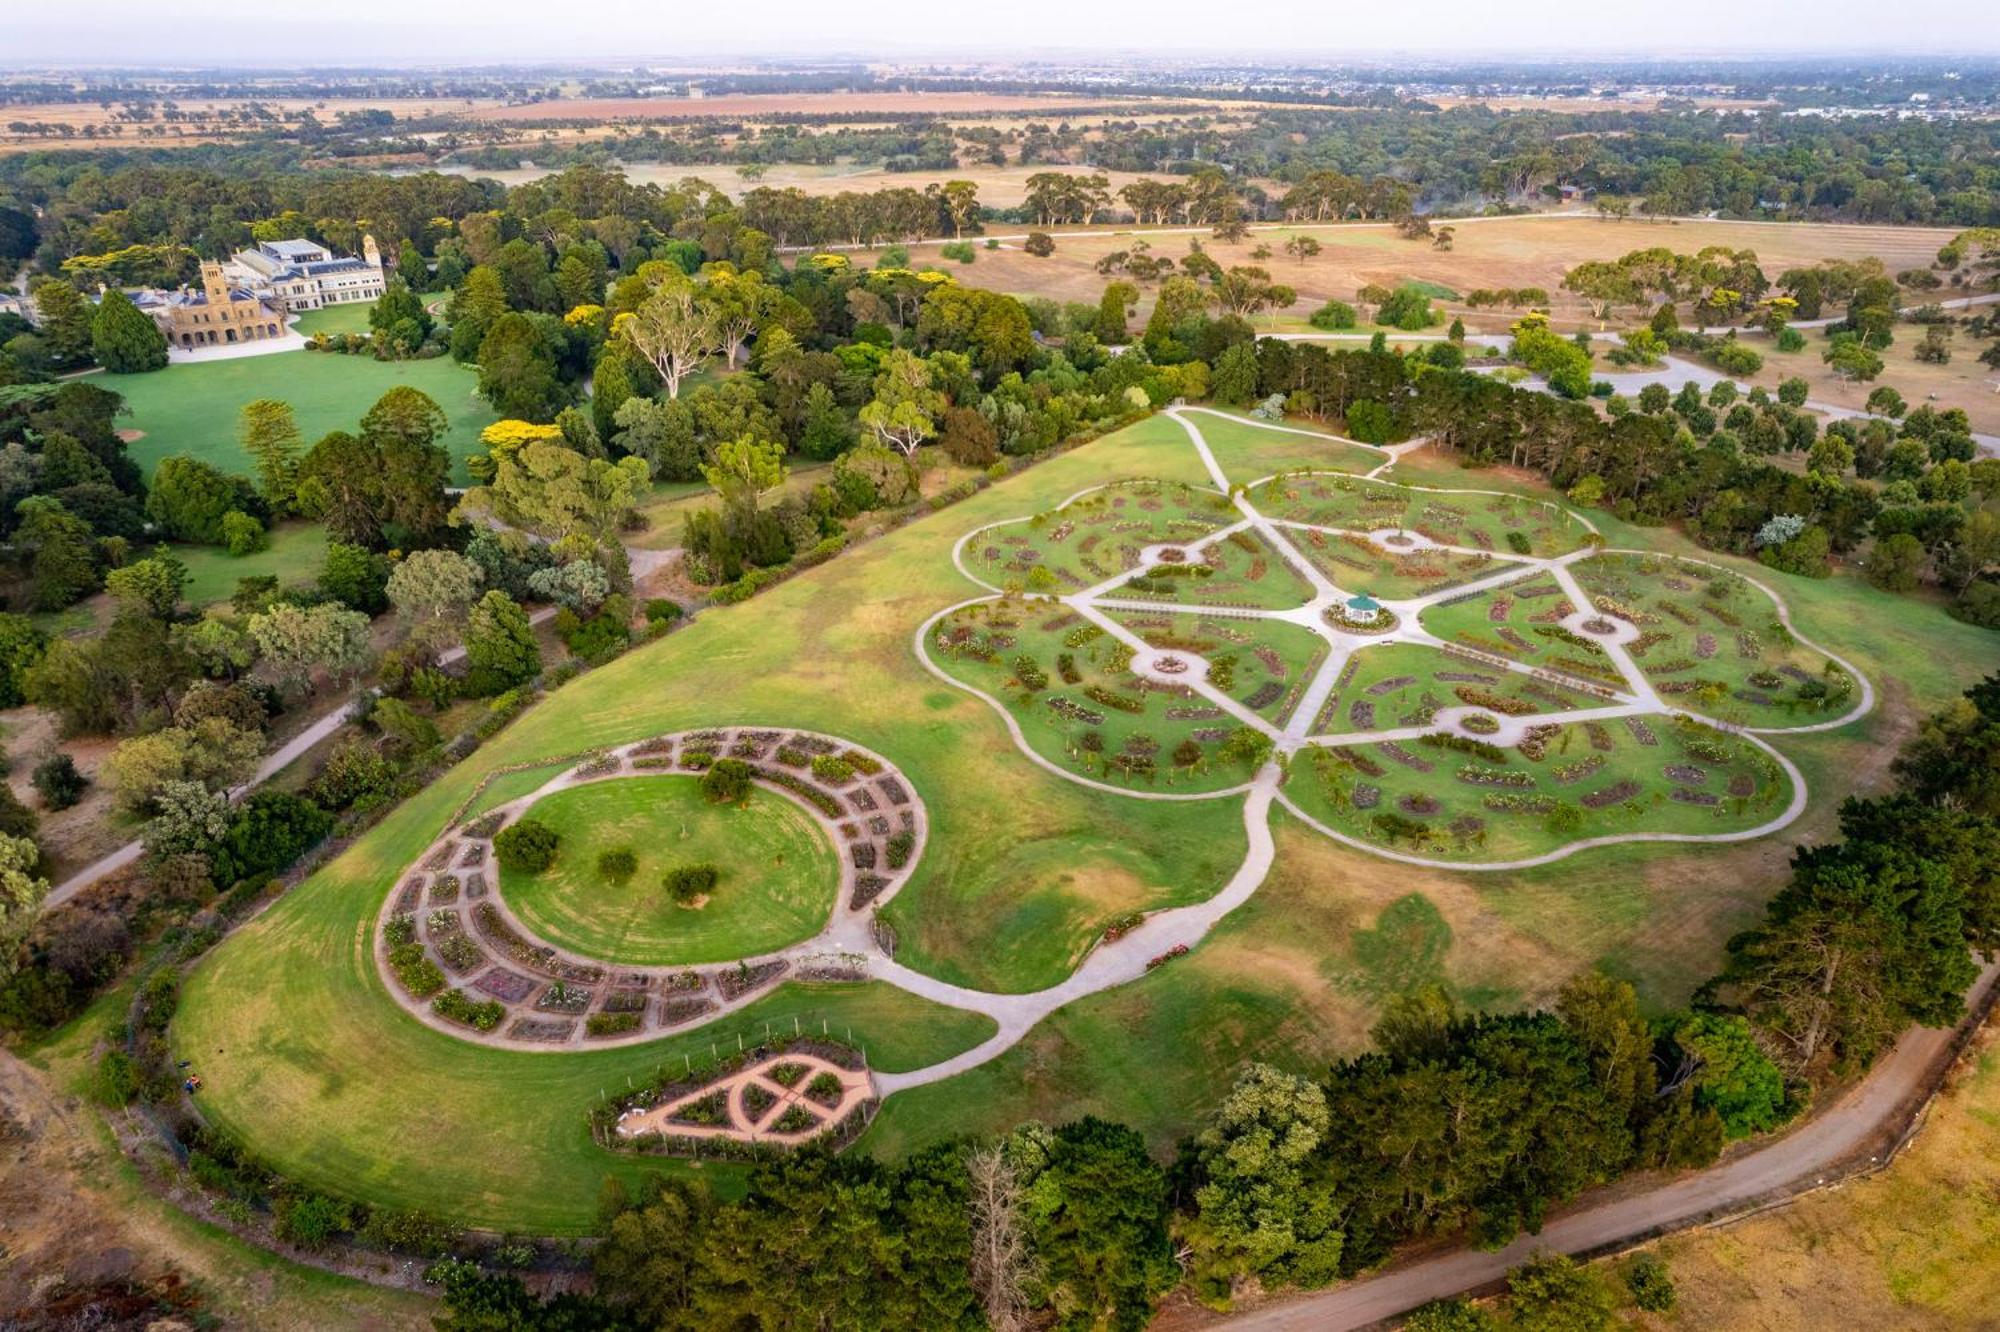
[
  {"xmin": 290, "ymin": 303, "xmax": 375, "ymax": 338},
  {"xmin": 101, "ymin": 350, "xmax": 498, "ymax": 482},
  {"xmin": 1632, "ymin": 1021, "xmax": 2000, "ymax": 1330},
  {"xmin": 176, "ymin": 522, "xmax": 330, "ymax": 607},
  {"xmin": 497, "ymin": 777, "xmax": 839, "ymax": 965},
  {"xmin": 954, "ymin": 215, "xmax": 1957, "ymax": 334},
  {"xmin": 167, "ymin": 410, "xmax": 1998, "ymax": 1227}
]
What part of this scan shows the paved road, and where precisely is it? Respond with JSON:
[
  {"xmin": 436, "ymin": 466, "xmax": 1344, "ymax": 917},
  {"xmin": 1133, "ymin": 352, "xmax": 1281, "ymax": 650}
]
[
  {"xmin": 1223, "ymin": 961, "xmax": 2000, "ymax": 1331},
  {"xmin": 44, "ymin": 604, "xmax": 561, "ymax": 911}
]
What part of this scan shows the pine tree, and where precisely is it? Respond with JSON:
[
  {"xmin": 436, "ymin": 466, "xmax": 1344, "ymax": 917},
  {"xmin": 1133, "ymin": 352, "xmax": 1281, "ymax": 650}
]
[
  {"xmin": 29, "ymin": 277, "xmax": 96, "ymax": 368},
  {"xmin": 89, "ymin": 288, "xmax": 168, "ymax": 373},
  {"xmin": 238, "ymin": 399, "xmax": 303, "ymax": 514}
]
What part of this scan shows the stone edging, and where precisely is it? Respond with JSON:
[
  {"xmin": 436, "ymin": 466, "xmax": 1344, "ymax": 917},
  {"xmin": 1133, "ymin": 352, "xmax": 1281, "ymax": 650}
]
[{"xmin": 373, "ymin": 726, "xmax": 928, "ymax": 1052}]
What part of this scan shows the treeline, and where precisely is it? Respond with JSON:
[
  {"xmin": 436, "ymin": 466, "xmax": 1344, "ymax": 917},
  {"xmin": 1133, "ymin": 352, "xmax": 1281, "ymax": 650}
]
[
  {"xmin": 1214, "ymin": 331, "xmax": 1998, "ymax": 624},
  {"xmin": 420, "ymin": 674, "xmax": 1997, "ymax": 1330}
]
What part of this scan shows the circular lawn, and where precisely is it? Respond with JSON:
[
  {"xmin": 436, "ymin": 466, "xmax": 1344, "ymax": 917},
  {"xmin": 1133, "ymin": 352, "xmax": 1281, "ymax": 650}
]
[{"xmin": 496, "ymin": 777, "xmax": 839, "ymax": 966}]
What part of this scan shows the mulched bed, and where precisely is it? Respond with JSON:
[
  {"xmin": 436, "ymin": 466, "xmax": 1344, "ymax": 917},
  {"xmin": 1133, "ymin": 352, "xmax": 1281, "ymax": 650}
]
[
  {"xmin": 849, "ymin": 874, "xmax": 891, "ymax": 910},
  {"xmin": 716, "ymin": 960, "xmax": 789, "ymax": 1001},
  {"xmin": 1581, "ymin": 780, "xmax": 1643, "ymax": 809},
  {"xmin": 1728, "ymin": 773, "xmax": 1757, "ymax": 798},
  {"xmin": 1670, "ymin": 788, "xmax": 1720, "ymax": 806},
  {"xmin": 1664, "ymin": 764, "xmax": 1708, "ymax": 784},
  {"xmin": 1397, "ymin": 794, "xmax": 1441, "ymax": 816},
  {"xmin": 1351, "ymin": 784, "xmax": 1381, "ymax": 810},
  {"xmin": 1244, "ymin": 683, "xmax": 1285, "ymax": 710},
  {"xmin": 601, "ymin": 989, "xmax": 650, "ymax": 1013},
  {"xmin": 474, "ymin": 968, "xmax": 537, "ymax": 1003},
  {"xmin": 1379, "ymin": 743, "xmax": 1435, "ymax": 772},
  {"xmin": 1366, "ymin": 675, "xmax": 1418, "ymax": 696},
  {"xmin": 505, "ymin": 1017, "xmax": 575, "ymax": 1043},
  {"xmin": 1622, "ymin": 716, "xmax": 1658, "ymax": 746},
  {"xmin": 1166, "ymin": 705, "xmax": 1225, "ymax": 720},
  {"xmin": 661, "ymin": 996, "xmax": 718, "ymax": 1026}
]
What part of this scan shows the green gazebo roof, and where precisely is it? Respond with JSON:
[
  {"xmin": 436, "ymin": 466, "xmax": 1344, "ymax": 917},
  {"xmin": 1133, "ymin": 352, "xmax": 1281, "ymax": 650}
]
[{"xmin": 1347, "ymin": 593, "xmax": 1380, "ymax": 611}]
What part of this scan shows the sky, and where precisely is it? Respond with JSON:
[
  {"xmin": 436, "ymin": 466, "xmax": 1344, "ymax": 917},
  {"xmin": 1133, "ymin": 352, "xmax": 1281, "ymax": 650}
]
[{"xmin": 8, "ymin": 0, "xmax": 1998, "ymax": 65}]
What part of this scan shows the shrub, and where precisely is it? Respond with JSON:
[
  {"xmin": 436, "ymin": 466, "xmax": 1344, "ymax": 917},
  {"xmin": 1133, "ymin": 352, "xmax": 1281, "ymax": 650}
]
[
  {"xmin": 1308, "ymin": 299, "xmax": 1357, "ymax": 330},
  {"xmin": 432, "ymin": 989, "xmax": 504, "ymax": 1030},
  {"xmin": 1623, "ymin": 1253, "xmax": 1676, "ymax": 1313},
  {"xmin": 1024, "ymin": 231, "xmax": 1055, "ymax": 257},
  {"xmin": 220, "ymin": 509, "xmax": 268, "ymax": 556},
  {"xmin": 644, "ymin": 597, "xmax": 682, "ymax": 625},
  {"xmin": 587, "ymin": 1011, "xmax": 643, "ymax": 1036},
  {"xmin": 31, "ymin": 753, "xmax": 87, "ymax": 810},
  {"xmin": 276, "ymin": 1193, "xmax": 353, "ymax": 1251},
  {"xmin": 665, "ymin": 862, "xmax": 719, "ymax": 903},
  {"xmin": 493, "ymin": 818, "xmax": 559, "ymax": 872},
  {"xmin": 1709, "ymin": 340, "xmax": 1764, "ymax": 375},
  {"xmin": 597, "ymin": 847, "xmax": 637, "ymax": 883},
  {"xmin": 701, "ymin": 758, "xmax": 752, "ymax": 803},
  {"xmin": 810, "ymin": 754, "xmax": 855, "ymax": 784},
  {"xmin": 885, "ymin": 828, "xmax": 916, "ymax": 869}
]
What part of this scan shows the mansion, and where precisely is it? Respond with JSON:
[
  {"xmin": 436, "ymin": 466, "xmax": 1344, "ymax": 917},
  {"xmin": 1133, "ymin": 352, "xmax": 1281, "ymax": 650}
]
[
  {"xmin": 138, "ymin": 263, "xmax": 287, "ymax": 350},
  {"xmin": 225, "ymin": 235, "xmax": 387, "ymax": 310}
]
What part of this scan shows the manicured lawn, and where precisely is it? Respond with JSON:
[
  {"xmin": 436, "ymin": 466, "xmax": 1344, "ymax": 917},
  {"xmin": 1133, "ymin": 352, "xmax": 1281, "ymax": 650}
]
[
  {"xmin": 168, "ymin": 410, "xmax": 1998, "ymax": 1233},
  {"xmin": 176, "ymin": 522, "xmax": 330, "ymax": 608},
  {"xmin": 498, "ymin": 777, "xmax": 839, "ymax": 965},
  {"xmin": 291, "ymin": 303, "xmax": 374, "ymax": 338},
  {"xmin": 98, "ymin": 350, "xmax": 498, "ymax": 483},
  {"xmin": 1181, "ymin": 409, "xmax": 1384, "ymax": 483}
]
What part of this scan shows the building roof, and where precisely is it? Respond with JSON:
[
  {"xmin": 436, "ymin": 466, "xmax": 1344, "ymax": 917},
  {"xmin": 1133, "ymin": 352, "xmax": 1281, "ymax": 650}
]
[{"xmin": 261, "ymin": 238, "xmax": 330, "ymax": 260}]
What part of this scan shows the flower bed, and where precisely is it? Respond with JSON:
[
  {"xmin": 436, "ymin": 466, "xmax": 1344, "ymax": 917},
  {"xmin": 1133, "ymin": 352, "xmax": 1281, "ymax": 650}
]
[
  {"xmin": 1664, "ymin": 764, "xmax": 1708, "ymax": 785},
  {"xmin": 387, "ymin": 942, "xmax": 445, "ymax": 998},
  {"xmin": 433, "ymin": 989, "xmax": 505, "ymax": 1031},
  {"xmin": 771, "ymin": 1105, "xmax": 821, "ymax": 1134},
  {"xmin": 1460, "ymin": 713, "xmax": 1500, "ymax": 736},
  {"xmin": 1397, "ymin": 794, "xmax": 1442, "ymax": 816},
  {"xmin": 1482, "ymin": 792, "xmax": 1559, "ymax": 815},
  {"xmin": 1728, "ymin": 773, "xmax": 1757, "ymax": 798},
  {"xmin": 661, "ymin": 996, "xmax": 717, "ymax": 1026},
  {"xmin": 756, "ymin": 768, "xmax": 843, "ymax": 818},
  {"xmin": 806, "ymin": 1071, "xmax": 846, "ymax": 1108},
  {"xmin": 1456, "ymin": 765, "xmax": 1533, "ymax": 788},
  {"xmin": 850, "ymin": 874, "xmax": 891, "ymax": 910},
  {"xmin": 436, "ymin": 934, "xmax": 484, "ymax": 973},
  {"xmin": 717, "ymin": 960, "xmax": 788, "ymax": 1001},
  {"xmin": 1145, "ymin": 943, "xmax": 1190, "ymax": 971},
  {"xmin": 506, "ymin": 1017, "xmax": 574, "ymax": 1042},
  {"xmin": 1670, "ymin": 788, "xmax": 1720, "ymax": 806},
  {"xmin": 460, "ymin": 812, "xmax": 506, "ymax": 839},
  {"xmin": 1351, "ymin": 784, "xmax": 1381, "ymax": 810},
  {"xmin": 1047, "ymin": 696, "xmax": 1106, "ymax": 725},
  {"xmin": 586, "ymin": 1011, "xmax": 644, "ymax": 1038},
  {"xmin": 536, "ymin": 982, "xmax": 593, "ymax": 1013},
  {"xmin": 741, "ymin": 1082, "xmax": 778, "ymax": 1120},
  {"xmin": 1379, "ymin": 742, "xmax": 1435, "ymax": 772},
  {"xmin": 1516, "ymin": 723, "xmax": 1562, "ymax": 761},
  {"xmin": 1622, "ymin": 716, "xmax": 1658, "ymax": 746},
  {"xmin": 1453, "ymin": 686, "xmax": 1537, "ymax": 716},
  {"xmin": 1552, "ymin": 755, "xmax": 1606, "ymax": 785},
  {"xmin": 1083, "ymin": 685, "xmax": 1146, "ymax": 715},
  {"xmin": 1580, "ymin": 780, "xmax": 1642, "ymax": 809},
  {"xmin": 474, "ymin": 967, "xmax": 537, "ymax": 1003}
]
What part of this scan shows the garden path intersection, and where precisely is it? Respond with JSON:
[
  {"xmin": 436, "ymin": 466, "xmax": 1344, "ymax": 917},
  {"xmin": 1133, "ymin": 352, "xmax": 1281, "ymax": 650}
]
[{"xmin": 379, "ymin": 408, "xmax": 1874, "ymax": 1140}]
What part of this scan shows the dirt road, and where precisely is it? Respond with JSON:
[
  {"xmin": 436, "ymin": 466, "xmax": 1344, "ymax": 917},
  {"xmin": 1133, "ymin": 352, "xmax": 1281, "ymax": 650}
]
[{"xmin": 1223, "ymin": 961, "xmax": 2000, "ymax": 1330}]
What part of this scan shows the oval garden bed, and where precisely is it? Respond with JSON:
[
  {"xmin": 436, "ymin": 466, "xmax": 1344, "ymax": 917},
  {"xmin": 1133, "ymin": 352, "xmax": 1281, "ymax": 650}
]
[{"xmin": 497, "ymin": 776, "xmax": 840, "ymax": 967}]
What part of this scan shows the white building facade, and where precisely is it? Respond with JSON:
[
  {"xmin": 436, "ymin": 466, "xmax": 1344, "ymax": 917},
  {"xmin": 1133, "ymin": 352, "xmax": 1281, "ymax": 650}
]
[{"xmin": 225, "ymin": 235, "xmax": 387, "ymax": 311}]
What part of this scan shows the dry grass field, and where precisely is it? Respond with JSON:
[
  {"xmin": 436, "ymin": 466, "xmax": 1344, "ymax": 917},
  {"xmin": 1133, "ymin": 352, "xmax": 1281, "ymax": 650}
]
[
  {"xmin": 1620, "ymin": 1016, "xmax": 2000, "ymax": 1331},
  {"xmin": 943, "ymin": 215, "xmax": 1960, "ymax": 331},
  {"xmin": 469, "ymin": 91, "xmax": 1178, "ymax": 123},
  {"xmin": 0, "ymin": 96, "xmax": 502, "ymax": 152}
]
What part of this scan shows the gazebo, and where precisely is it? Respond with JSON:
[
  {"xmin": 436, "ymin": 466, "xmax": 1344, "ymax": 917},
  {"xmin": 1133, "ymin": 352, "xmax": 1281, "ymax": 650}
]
[{"xmin": 1345, "ymin": 592, "xmax": 1383, "ymax": 624}]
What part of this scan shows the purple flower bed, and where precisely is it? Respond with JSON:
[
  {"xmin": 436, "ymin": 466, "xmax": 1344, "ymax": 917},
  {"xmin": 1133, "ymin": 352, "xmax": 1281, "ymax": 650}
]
[
  {"xmin": 1694, "ymin": 634, "xmax": 1717, "ymax": 659},
  {"xmin": 1348, "ymin": 700, "xmax": 1376, "ymax": 728},
  {"xmin": 1664, "ymin": 764, "xmax": 1708, "ymax": 784},
  {"xmin": 1366, "ymin": 675, "xmax": 1418, "ymax": 697},
  {"xmin": 1352, "ymin": 784, "xmax": 1381, "ymax": 810},
  {"xmin": 1380, "ymin": 743, "xmax": 1435, "ymax": 772},
  {"xmin": 1245, "ymin": 682, "xmax": 1285, "ymax": 710},
  {"xmin": 1670, "ymin": 788, "xmax": 1720, "ymax": 806},
  {"xmin": 474, "ymin": 968, "xmax": 537, "ymax": 1003},
  {"xmin": 1623, "ymin": 717, "xmax": 1658, "ymax": 746},
  {"xmin": 1397, "ymin": 794, "xmax": 1441, "ymax": 816},
  {"xmin": 717, "ymin": 960, "xmax": 789, "ymax": 1001}
]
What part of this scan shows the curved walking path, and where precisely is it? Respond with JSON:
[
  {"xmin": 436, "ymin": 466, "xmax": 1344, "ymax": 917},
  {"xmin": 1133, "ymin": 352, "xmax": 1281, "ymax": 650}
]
[
  {"xmin": 45, "ymin": 605, "xmax": 562, "ymax": 911},
  {"xmin": 380, "ymin": 406, "xmax": 1876, "ymax": 1146},
  {"xmin": 1223, "ymin": 959, "xmax": 2000, "ymax": 1331}
]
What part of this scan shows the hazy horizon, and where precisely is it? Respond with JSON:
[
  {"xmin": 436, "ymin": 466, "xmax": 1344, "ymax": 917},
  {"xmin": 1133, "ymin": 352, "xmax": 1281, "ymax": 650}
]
[{"xmin": 9, "ymin": 0, "xmax": 2000, "ymax": 67}]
